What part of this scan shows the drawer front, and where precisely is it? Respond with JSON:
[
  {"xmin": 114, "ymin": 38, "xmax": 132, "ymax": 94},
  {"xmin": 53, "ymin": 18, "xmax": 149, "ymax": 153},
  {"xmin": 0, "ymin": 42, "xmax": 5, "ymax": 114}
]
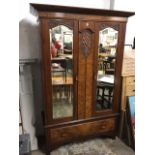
[
  {"xmin": 126, "ymin": 76, "xmax": 135, "ymax": 86},
  {"xmin": 49, "ymin": 118, "xmax": 116, "ymax": 145},
  {"xmin": 126, "ymin": 85, "xmax": 135, "ymax": 96}
]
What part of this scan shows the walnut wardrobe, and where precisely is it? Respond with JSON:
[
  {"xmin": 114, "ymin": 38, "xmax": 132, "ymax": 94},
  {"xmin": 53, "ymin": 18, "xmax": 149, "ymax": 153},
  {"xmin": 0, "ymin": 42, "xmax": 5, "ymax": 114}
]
[{"xmin": 31, "ymin": 3, "xmax": 134, "ymax": 154}]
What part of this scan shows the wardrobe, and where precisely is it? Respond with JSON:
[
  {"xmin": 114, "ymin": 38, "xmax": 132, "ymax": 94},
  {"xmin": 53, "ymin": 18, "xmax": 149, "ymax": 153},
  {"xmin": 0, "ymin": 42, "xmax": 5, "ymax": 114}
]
[{"xmin": 31, "ymin": 3, "xmax": 135, "ymax": 154}]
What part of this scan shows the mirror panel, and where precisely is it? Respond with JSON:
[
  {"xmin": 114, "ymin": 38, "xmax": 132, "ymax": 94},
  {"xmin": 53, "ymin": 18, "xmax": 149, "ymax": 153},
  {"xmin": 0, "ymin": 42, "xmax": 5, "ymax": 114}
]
[
  {"xmin": 96, "ymin": 27, "xmax": 118, "ymax": 111},
  {"xmin": 49, "ymin": 25, "xmax": 74, "ymax": 119}
]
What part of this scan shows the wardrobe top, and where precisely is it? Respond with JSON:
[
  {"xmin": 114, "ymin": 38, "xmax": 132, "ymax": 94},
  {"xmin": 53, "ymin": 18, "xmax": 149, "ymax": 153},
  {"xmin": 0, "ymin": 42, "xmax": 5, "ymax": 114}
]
[{"xmin": 30, "ymin": 3, "xmax": 135, "ymax": 18}]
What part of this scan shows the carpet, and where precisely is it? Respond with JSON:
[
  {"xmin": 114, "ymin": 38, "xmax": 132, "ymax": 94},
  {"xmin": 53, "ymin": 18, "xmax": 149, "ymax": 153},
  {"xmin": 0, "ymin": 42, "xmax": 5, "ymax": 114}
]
[{"xmin": 50, "ymin": 138, "xmax": 134, "ymax": 155}]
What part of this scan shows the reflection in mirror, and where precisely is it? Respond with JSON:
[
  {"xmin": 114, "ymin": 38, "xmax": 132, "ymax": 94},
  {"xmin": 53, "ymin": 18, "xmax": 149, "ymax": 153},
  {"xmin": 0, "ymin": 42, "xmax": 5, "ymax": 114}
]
[
  {"xmin": 49, "ymin": 25, "xmax": 73, "ymax": 119},
  {"xmin": 96, "ymin": 27, "xmax": 118, "ymax": 111}
]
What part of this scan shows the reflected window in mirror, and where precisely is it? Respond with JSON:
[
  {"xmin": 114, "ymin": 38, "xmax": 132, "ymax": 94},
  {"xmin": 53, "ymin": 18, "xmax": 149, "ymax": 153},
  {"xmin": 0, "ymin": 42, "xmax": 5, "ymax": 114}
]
[
  {"xmin": 49, "ymin": 25, "xmax": 74, "ymax": 119},
  {"xmin": 96, "ymin": 27, "xmax": 118, "ymax": 111}
]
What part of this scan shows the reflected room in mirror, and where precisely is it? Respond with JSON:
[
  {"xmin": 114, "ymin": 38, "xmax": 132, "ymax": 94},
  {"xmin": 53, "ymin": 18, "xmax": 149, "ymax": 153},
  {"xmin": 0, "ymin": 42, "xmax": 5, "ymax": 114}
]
[
  {"xmin": 49, "ymin": 25, "xmax": 74, "ymax": 119},
  {"xmin": 96, "ymin": 27, "xmax": 118, "ymax": 111}
]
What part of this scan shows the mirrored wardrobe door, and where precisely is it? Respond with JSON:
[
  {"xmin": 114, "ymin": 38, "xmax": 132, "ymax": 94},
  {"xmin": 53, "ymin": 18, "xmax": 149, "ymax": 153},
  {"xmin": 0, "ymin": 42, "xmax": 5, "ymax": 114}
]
[
  {"xmin": 49, "ymin": 23, "xmax": 75, "ymax": 120},
  {"xmin": 95, "ymin": 26, "xmax": 119, "ymax": 112}
]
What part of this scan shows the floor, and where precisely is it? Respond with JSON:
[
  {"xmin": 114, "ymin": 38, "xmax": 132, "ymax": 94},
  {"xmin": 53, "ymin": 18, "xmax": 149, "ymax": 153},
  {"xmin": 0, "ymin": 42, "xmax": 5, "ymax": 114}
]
[{"xmin": 31, "ymin": 137, "xmax": 134, "ymax": 155}]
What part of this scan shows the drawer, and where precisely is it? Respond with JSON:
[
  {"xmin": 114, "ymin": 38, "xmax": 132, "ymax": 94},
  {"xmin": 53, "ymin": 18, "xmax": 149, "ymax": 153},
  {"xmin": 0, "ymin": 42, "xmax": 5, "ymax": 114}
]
[
  {"xmin": 126, "ymin": 76, "xmax": 135, "ymax": 86},
  {"xmin": 49, "ymin": 118, "xmax": 116, "ymax": 145},
  {"xmin": 126, "ymin": 85, "xmax": 135, "ymax": 96}
]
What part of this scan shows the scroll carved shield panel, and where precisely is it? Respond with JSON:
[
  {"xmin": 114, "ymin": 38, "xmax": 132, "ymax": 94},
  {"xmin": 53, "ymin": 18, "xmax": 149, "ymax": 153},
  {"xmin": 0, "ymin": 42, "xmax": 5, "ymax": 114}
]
[{"xmin": 80, "ymin": 29, "xmax": 92, "ymax": 57}]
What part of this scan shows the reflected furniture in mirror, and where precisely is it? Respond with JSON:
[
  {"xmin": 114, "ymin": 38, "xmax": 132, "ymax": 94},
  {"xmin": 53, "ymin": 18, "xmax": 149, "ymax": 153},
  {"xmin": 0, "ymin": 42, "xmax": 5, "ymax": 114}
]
[
  {"xmin": 31, "ymin": 3, "xmax": 134, "ymax": 154},
  {"xmin": 50, "ymin": 25, "xmax": 74, "ymax": 119},
  {"xmin": 96, "ymin": 75, "xmax": 114, "ymax": 110},
  {"xmin": 95, "ymin": 27, "xmax": 117, "ymax": 111}
]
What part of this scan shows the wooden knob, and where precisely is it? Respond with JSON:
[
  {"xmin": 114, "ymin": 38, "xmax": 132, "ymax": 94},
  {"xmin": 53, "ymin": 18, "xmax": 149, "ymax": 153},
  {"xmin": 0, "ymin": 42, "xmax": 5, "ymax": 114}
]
[{"xmin": 86, "ymin": 22, "xmax": 89, "ymax": 26}]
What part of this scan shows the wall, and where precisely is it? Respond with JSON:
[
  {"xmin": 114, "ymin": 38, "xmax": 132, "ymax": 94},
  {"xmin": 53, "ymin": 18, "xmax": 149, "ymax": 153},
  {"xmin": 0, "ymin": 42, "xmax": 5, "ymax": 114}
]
[
  {"xmin": 19, "ymin": 0, "xmax": 111, "ymax": 21},
  {"xmin": 114, "ymin": 0, "xmax": 135, "ymax": 45},
  {"xmin": 19, "ymin": 0, "xmax": 111, "ymax": 151}
]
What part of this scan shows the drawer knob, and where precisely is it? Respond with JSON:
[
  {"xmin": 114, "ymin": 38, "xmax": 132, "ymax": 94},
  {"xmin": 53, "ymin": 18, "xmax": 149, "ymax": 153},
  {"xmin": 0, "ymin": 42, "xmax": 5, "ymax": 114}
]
[
  {"xmin": 86, "ymin": 22, "xmax": 89, "ymax": 26},
  {"xmin": 62, "ymin": 133, "xmax": 67, "ymax": 137},
  {"xmin": 101, "ymin": 125, "xmax": 106, "ymax": 129}
]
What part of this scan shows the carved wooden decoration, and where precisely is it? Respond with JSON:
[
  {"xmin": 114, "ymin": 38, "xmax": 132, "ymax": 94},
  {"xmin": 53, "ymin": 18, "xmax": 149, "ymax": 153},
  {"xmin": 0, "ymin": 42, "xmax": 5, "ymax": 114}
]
[
  {"xmin": 98, "ymin": 23, "xmax": 119, "ymax": 31},
  {"xmin": 80, "ymin": 29, "xmax": 92, "ymax": 57},
  {"xmin": 48, "ymin": 19, "xmax": 74, "ymax": 29}
]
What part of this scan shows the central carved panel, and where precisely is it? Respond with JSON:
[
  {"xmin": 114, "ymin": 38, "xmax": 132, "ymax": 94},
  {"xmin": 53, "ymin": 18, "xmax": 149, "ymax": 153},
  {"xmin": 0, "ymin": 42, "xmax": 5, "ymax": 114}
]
[{"xmin": 81, "ymin": 29, "xmax": 92, "ymax": 57}]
